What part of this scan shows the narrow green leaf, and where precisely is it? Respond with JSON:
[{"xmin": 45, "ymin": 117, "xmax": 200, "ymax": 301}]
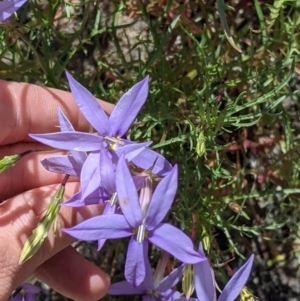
[
  {"xmin": 216, "ymin": 0, "xmax": 242, "ymax": 52},
  {"xmin": 141, "ymin": 15, "xmax": 181, "ymax": 75}
]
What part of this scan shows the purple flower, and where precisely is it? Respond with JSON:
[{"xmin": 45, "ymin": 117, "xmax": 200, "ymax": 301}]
[
  {"xmin": 30, "ymin": 73, "xmax": 172, "ymax": 176},
  {"xmin": 37, "ymin": 107, "xmax": 150, "ymax": 204},
  {"xmin": 0, "ymin": 0, "xmax": 27, "ymax": 21},
  {"xmin": 61, "ymin": 137, "xmax": 149, "ymax": 207},
  {"xmin": 62, "ymin": 142, "xmax": 146, "ymax": 251},
  {"xmin": 109, "ymin": 256, "xmax": 186, "ymax": 301},
  {"xmin": 29, "ymin": 73, "xmax": 171, "ymax": 204},
  {"xmin": 29, "ymin": 72, "xmax": 149, "ymax": 151},
  {"xmin": 8, "ymin": 283, "xmax": 41, "ymax": 301},
  {"xmin": 194, "ymin": 244, "xmax": 254, "ymax": 301},
  {"xmin": 63, "ymin": 155, "xmax": 204, "ymax": 286},
  {"xmin": 76, "ymin": 145, "xmax": 147, "ymax": 204}
]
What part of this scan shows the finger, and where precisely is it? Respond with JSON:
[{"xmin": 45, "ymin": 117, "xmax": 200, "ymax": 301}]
[
  {"xmin": 0, "ymin": 183, "xmax": 104, "ymax": 300},
  {"xmin": 0, "ymin": 80, "xmax": 114, "ymax": 145},
  {"xmin": 0, "ymin": 142, "xmax": 51, "ymax": 157},
  {"xmin": 0, "ymin": 150, "xmax": 78, "ymax": 200},
  {"xmin": 34, "ymin": 246, "xmax": 110, "ymax": 301}
]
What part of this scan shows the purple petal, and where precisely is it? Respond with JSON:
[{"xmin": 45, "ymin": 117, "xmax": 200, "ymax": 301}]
[
  {"xmin": 102, "ymin": 201, "xmax": 117, "ymax": 215},
  {"xmin": 97, "ymin": 239, "xmax": 106, "ymax": 252},
  {"xmin": 70, "ymin": 150, "xmax": 87, "ymax": 164},
  {"xmin": 80, "ymin": 152, "xmax": 101, "ymax": 201},
  {"xmin": 29, "ymin": 132, "xmax": 103, "ymax": 151},
  {"xmin": 218, "ymin": 255, "xmax": 254, "ymax": 301},
  {"xmin": 109, "ymin": 281, "xmax": 146, "ymax": 295},
  {"xmin": 125, "ymin": 237, "xmax": 148, "ymax": 287},
  {"xmin": 197, "ymin": 242, "xmax": 206, "ymax": 257},
  {"xmin": 149, "ymin": 224, "xmax": 204, "ymax": 264},
  {"xmin": 131, "ymin": 148, "xmax": 172, "ymax": 176},
  {"xmin": 97, "ymin": 203, "xmax": 117, "ymax": 250},
  {"xmin": 143, "ymin": 257, "xmax": 155, "ymax": 290},
  {"xmin": 8, "ymin": 295, "xmax": 22, "ymax": 301},
  {"xmin": 194, "ymin": 259, "xmax": 215, "ymax": 301},
  {"xmin": 99, "ymin": 143, "xmax": 115, "ymax": 194},
  {"xmin": 57, "ymin": 109, "xmax": 88, "ymax": 163},
  {"xmin": 24, "ymin": 295, "xmax": 36, "ymax": 301},
  {"xmin": 22, "ymin": 283, "xmax": 41, "ymax": 294},
  {"xmin": 116, "ymin": 155, "xmax": 142, "ymax": 228},
  {"xmin": 62, "ymin": 189, "xmax": 108, "ymax": 207},
  {"xmin": 61, "ymin": 191, "xmax": 84, "ymax": 207},
  {"xmin": 133, "ymin": 175, "xmax": 147, "ymax": 189},
  {"xmin": 160, "ymin": 289, "xmax": 182, "ymax": 301},
  {"xmin": 145, "ymin": 165, "xmax": 178, "ymax": 229},
  {"xmin": 114, "ymin": 141, "xmax": 153, "ymax": 162},
  {"xmin": 0, "ymin": 0, "xmax": 27, "ymax": 21},
  {"xmin": 173, "ymin": 296, "xmax": 198, "ymax": 301},
  {"xmin": 63, "ymin": 214, "xmax": 132, "ymax": 240},
  {"xmin": 109, "ymin": 76, "xmax": 149, "ymax": 137},
  {"xmin": 66, "ymin": 72, "xmax": 111, "ymax": 135},
  {"xmin": 41, "ymin": 155, "xmax": 82, "ymax": 176},
  {"xmin": 157, "ymin": 264, "xmax": 185, "ymax": 292},
  {"xmin": 57, "ymin": 108, "xmax": 74, "ymax": 132}
]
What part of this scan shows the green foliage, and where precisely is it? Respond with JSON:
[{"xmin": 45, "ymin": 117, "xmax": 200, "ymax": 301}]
[{"xmin": 2, "ymin": 0, "xmax": 300, "ymax": 298}]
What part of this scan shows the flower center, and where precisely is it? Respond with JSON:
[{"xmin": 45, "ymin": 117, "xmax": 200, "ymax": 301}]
[
  {"xmin": 104, "ymin": 136, "xmax": 125, "ymax": 150},
  {"xmin": 132, "ymin": 224, "xmax": 148, "ymax": 243},
  {"xmin": 109, "ymin": 192, "xmax": 118, "ymax": 206},
  {"xmin": 146, "ymin": 289, "xmax": 160, "ymax": 299}
]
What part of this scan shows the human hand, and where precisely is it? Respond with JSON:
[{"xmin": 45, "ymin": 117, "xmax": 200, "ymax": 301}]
[{"xmin": 0, "ymin": 80, "xmax": 114, "ymax": 301}]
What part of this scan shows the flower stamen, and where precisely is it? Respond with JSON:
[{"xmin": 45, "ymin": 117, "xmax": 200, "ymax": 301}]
[
  {"xmin": 136, "ymin": 224, "xmax": 146, "ymax": 243},
  {"xmin": 109, "ymin": 192, "xmax": 118, "ymax": 206},
  {"xmin": 104, "ymin": 136, "xmax": 125, "ymax": 150}
]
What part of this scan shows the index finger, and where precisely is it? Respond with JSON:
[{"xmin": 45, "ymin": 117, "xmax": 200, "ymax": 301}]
[{"xmin": 0, "ymin": 80, "xmax": 114, "ymax": 145}]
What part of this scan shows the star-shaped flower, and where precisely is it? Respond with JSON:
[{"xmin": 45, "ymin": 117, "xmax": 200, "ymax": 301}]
[
  {"xmin": 63, "ymin": 155, "xmax": 205, "ymax": 286},
  {"xmin": 0, "ymin": 0, "xmax": 27, "ymax": 21},
  {"xmin": 30, "ymin": 72, "xmax": 172, "ymax": 176},
  {"xmin": 34, "ymin": 84, "xmax": 153, "ymax": 200}
]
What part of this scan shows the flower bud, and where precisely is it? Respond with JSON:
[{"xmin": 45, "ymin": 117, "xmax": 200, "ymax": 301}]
[
  {"xmin": 19, "ymin": 184, "xmax": 66, "ymax": 264},
  {"xmin": 196, "ymin": 132, "xmax": 206, "ymax": 157},
  {"xmin": 229, "ymin": 202, "xmax": 243, "ymax": 213},
  {"xmin": 139, "ymin": 176, "xmax": 153, "ymax": 218},
  {"xmin": 239, "ymin": 286, "xmax": 255, "ymax": 301},
  {"xmin": 0, "ymin": 154, "xmax": 20, "ymax": 172},
  {"xmin": 182, "ymin": 264, "xmax": 195, "ymax": 299}
]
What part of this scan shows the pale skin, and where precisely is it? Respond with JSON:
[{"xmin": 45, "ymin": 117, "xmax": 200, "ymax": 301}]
[{"xmin": 0, "ymin": 80, "xmax": 115, "ymax": 301}]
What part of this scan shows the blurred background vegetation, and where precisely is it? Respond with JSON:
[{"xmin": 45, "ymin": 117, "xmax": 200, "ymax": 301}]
[{"xmin": 2, "ymin": 0, "xmax": 300, "ymax": 300}]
